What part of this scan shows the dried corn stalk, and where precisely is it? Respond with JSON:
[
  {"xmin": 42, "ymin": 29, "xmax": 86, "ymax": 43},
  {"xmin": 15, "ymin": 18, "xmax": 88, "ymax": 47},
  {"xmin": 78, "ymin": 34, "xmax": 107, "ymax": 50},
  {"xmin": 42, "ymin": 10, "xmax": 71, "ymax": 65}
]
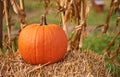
[
  {"xmin": 3, "ymin": 0, "xmax": 12, "ymax": 51},
  {"xmin": 102, "ymin": 1, "xmax": 120, "ymax": 76},
  {"xmin": 0, "ymin": 0, "xmax": 26, "ymax": 52},
  {"xmin": 10, "ymin": 0, "xmax": 26, "ymax": 29},
  {"xmin": 110, "ymin": 42, "xmax": 120, "ymax": 60},
  {"xmin": 59, "ymin": 0, "xmax": 73, "ymax": 36},
  {"xmin": 103, "ymin": 31, "xmax": 120, "ymax": 56},
  {"xmin": 103, "ymin": 0, "xmax": 120, "ymax": 56},
  {"xmin": 0, "ymin": 0, "xmax": 3, "ymax": 49},
  {"xmin": 103, "ymin": 31, "xmax": 120, "ymax": 76},
  {"xmin": 116, "ymin": 16, "xmax": 120, "ymax": 26},
  {"xmin": 70, "ymin": 0, "xmax": 89, "ymax": 50},
  {"xmin": 102, "ymin": 0, "xmax": 114, "ymax": 34},
  {"xmin": 115, "ymin": 0, "xmax": 120, "ymax": 26},
  {"xmin": 103, "ymin": 0, "xmax": 120, "ymax": 34}
]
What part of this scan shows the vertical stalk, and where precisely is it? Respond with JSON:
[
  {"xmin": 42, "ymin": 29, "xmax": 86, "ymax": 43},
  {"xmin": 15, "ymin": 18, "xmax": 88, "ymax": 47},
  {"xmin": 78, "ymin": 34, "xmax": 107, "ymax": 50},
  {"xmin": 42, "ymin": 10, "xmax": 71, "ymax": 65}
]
[
  {"xmin": 103, "ymin": 31, "xmax": 120, "ymax": 56},
  {"xmin": 61, "ymin": 12, "xmax": 68, "ymax": 35},
  {"xmin": 103, "ymin": 0, "xmax": 114, "ymax": 34},
  {"xmin": 3, "ymin": 0, "xmax": 11, "ymax": 50},
  {"xmin": 0, "ymin": 0, "xmax": 3, "ymax": 49},
  {"xmin": 60, "ymin": 0, "xmax": 68, "ymax": 36},
  {"xmin": 78, "ymin": 0, "xmax": 88, "ymax": 48},
  {"xmin": 82, "ymin": 0, "xmax": 88, "ymax": 39},
  {"xmin": 70, "ymin": 0, "xmax": 82, "ymax": 50},
  {"xmin": 116, "ymin": 16, "xmax": 120, "ymax": 26},
  {"xmin": 60, "ymin": 0, "xmax": 73, "ymax": 37},
  {"xmin": 19, "ymin": 0, "xmax": 24, "ymax": 10},
  {"xmin": 18, "ymin": 0, "xmax": 26, "ymax": 29},
  {"xmin": 19, "ymin": 0, "xmax": 26, "ymax": 28},
  {"xmin": 10, "ymin": 0, "xmax": 26, "ymax": 29}
]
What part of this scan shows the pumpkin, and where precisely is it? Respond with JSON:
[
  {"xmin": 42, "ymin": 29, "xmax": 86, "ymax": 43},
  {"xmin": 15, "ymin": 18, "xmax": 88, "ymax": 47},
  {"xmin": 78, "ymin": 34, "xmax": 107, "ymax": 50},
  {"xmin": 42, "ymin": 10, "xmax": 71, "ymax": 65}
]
[{"xmin": 18, "ymin": 16, "xmax": 68, "ymax": 65}]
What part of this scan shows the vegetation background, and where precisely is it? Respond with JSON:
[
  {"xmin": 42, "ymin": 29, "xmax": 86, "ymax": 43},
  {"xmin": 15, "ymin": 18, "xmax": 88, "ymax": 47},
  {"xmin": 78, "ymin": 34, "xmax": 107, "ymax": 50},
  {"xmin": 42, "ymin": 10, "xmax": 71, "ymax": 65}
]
[
  {"xmin": 8, "ymin": 0, "xmax": 119, "ymax": 53},
  {"xmin": 0, "ymin": 0, "xmax": 120, "ymax": 77}
]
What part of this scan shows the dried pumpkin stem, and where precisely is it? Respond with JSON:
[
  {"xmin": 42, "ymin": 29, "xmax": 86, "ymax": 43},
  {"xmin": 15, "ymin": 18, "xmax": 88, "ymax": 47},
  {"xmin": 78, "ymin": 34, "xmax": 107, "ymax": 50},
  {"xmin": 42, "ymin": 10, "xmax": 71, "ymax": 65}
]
[{"xmin": 41, "ymin": 15, "xmax": 47, "ymax": 25}]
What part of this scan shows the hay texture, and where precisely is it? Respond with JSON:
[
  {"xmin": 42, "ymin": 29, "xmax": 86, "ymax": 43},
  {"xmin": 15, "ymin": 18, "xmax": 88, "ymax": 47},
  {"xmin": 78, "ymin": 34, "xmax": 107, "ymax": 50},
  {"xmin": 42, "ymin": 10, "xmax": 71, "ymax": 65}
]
[{"xmin": 0, "ymin": 50, "xmax": 111, "ymax": 77}]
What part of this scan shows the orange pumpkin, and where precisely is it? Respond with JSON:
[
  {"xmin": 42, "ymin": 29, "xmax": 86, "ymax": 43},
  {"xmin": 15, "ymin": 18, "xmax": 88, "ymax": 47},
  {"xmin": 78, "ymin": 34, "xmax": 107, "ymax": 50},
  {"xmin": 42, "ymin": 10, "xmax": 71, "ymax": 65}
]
[{"xmin": 18, "ymin": 16, "xmax": 68, "ymax": 65}]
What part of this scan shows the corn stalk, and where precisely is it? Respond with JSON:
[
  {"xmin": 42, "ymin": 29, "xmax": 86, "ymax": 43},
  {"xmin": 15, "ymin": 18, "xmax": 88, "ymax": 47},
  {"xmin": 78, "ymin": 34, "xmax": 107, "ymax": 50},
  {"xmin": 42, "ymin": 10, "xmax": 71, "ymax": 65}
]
[
  {"xmin": 115, "ymin": 0, "xmax": 120, "ymax": 26},
  {"xmin": 116, "ymin": 16, "xmax": 120, "ymax": 26},
  {"xmin": 82, "ymin": 0, "xmax": 88, "ymax": 39},
  {"xmin": 0, "ymin": 0, "xmax": 26, "ymax": 53},
  {"xmin": 10, "ymin": 0, "xmax": 26, "ymax": 29},
  {"xmin": 59, "ymin": 0, "xmax": 73, "ymax": 36},
  {"xmin": 103, "ymin": 0, "xmax": 115, "ymax": 34},
  {"xmin": 70, "ymin": 0, "xmax": 89, "ymax": 50},
  {"xmin": 103, "ymin": 0, "xmax": 120, "ymax": 56},
  {"xmin": 0, "ymin": 0, "xmax": 3, "ymax": 49},
  {"xmin": 103, "ymin": 31, "xmax": 120, "ymax": 57},
  {"xmin": 103, "ymin": 31, "xmax": 120, "ymax": 77},
  {"xmin": 110, "ymin": 42, "xmax": 120, "ymax": 60},
  {"xmin": 3, "ymin": 0, "xmax": 12, "ymax": 51}
]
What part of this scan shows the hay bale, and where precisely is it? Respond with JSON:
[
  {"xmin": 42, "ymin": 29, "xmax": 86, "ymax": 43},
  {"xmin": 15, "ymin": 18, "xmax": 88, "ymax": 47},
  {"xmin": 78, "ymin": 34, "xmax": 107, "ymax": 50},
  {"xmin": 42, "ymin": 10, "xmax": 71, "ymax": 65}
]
[{"xmin": 0, "ymin": 50, "xmax": 111, "ymax": 77}]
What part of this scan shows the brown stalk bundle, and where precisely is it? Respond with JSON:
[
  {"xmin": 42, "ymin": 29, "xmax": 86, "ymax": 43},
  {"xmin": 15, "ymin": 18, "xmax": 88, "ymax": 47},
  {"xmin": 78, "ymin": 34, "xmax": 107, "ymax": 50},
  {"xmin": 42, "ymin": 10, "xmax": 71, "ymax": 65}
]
[
  {"xmin": 0, "ymin": 0, "xmax": 26, "ymax": 52},
  {"xmin": 0, "ymin": 0, "xmax": 3, "ymax": 49},
  {"xmin": 69, "ymin": 0, "xmax": 89, "ymax": 50},
  {"xmin": 2, "ymin": 0, "xmax": 13, "ymax": 52},
  {"xmin": 55, "ymin": 0, "xmax": 73, "ymax": 35},
  {"xmin": 10, "ymin": 0, "xmax": 26, "ymax": 28},
  {"xmin": 0, "ymin": 50, "xmax": 111, "ymax": 77}
]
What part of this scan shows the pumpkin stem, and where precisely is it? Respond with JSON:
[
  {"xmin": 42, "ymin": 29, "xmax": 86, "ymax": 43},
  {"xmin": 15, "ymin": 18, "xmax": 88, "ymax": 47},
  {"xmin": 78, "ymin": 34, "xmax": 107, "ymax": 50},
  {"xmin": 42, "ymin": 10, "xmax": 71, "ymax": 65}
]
[{"xmin": 41, "ymin": 15, "xmax": 47, "ymax": 25}]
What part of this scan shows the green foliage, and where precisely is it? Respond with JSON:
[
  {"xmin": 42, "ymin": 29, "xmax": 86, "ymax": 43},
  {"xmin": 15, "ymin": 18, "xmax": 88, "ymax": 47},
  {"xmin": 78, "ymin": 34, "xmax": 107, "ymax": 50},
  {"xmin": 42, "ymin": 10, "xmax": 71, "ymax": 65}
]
[
  {"xmin": 82, "ymin": 31, "xmax": 120, "ymax": 54},
  {"xmin": 87, "ymin": 8, "xmax": 107, "ymax": 26},
  {"xmin": 87, "ymin": 7, "xmax": 118, "ymax": 26}
]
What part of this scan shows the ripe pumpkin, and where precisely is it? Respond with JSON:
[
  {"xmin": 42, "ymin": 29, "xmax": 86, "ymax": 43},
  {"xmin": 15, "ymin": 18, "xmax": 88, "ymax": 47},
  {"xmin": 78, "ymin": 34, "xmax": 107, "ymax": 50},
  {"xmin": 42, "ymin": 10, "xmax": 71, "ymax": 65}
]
[{"xmin": 18, "ymin": 16, "xmax": 68, "ymax": 65}]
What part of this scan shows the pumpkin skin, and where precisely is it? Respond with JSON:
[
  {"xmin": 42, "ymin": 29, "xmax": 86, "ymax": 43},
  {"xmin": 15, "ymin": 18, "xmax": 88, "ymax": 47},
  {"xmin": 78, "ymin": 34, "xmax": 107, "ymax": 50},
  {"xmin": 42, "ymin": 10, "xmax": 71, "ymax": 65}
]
[{"xmin": 18, "ymin": 24, "xmax": 68, "ymax": 65}]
